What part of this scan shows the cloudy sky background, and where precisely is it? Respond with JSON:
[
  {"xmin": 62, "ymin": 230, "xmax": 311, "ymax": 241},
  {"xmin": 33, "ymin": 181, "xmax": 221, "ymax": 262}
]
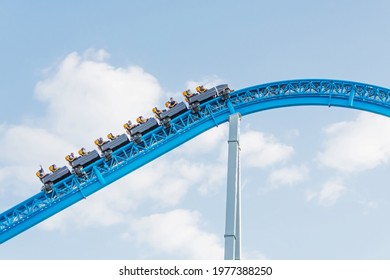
[{"xmin": 1, "ymin": 0, "xmax": 390, "ymax": 259}]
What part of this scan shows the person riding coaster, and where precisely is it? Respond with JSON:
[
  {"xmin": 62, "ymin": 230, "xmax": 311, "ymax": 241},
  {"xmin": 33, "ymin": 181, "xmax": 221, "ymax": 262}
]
[
  {"xmin": 136, "ymin": 116, "xmax": 148, "ymax": 124},
  {"xmin": 49, "ymin": 164, "xmax": 59, "ymax": 173},
  {"xmin": 123, "ymin": 120, "xmax": 136, "ymax": 134},
  {"xmin": 94, "ymin": 137, "xmax": 107, "ymax": 150},
  {"xmin": 65, "ymin": 152, "xmax": 77, "ymax": 163},
  {"xmin": 152, "ymin": 107, "xmax": 165, "ymax": 120},
  {"xmin": 107, "ymin": 133, "xmax": 119, "ymax": 140},
  {"xmin": 165, "ymin": 97, "xmax": 177, "ymax": 109},
  {"xmin": 182, "ymin": 89, "xmax": 197, "ymax": 102},
  {"xmin": 196, "ymin": 85, "xmax": 207, "ymax": 93},
  {"xmin": 36, "ymin": 165, "xmax": 47, "ymax": 180},
  {"xmin": 78, "ymin": 147, "xmax": 88, "ymax": 156}
]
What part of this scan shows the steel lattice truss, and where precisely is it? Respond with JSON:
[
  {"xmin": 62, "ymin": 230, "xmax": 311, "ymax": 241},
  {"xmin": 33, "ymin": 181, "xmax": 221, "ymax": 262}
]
[{"xmin": 1, "ymin": 79, "xmax": 390, "ymax": 244}]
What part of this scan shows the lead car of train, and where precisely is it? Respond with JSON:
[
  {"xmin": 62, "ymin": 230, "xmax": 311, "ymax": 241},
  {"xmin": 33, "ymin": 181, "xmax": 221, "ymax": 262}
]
[{"xmin": 37, "ymin": 84, "xmax": 232, "ymax": 194}]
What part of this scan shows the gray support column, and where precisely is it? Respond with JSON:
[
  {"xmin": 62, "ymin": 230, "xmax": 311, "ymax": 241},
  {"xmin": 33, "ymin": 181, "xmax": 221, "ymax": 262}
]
[
  {"xmin": 235, "ymin": 156, "xmax": 241, "ymax": 260},
  {"xmin": 224, "ymin": 113, "xmax": 242, "ymax": 260}
]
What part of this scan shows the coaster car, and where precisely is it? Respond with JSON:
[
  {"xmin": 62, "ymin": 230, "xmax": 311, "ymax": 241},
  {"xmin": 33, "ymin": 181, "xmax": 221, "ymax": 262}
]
[
  {"xmin": 99, "ymin": 133, "xmax": 130, "ymax": 161},
  {"xmin": 129, "ymin": 118, "xmax": 159, "ymax": 144},
  {"xmin": 70, "ymin": 150, "xmax": 101, "ymax": 177},
  {"xmin": 188, "ymin": 84, "xmax": 231, "ymax": 113},
  {"xmin": 41, "ymin": 166, "xmax": 72, "ymax": 194},
  {"xmin": 158, "ymin": 102, "xmax": 187, "ymax": 128}
]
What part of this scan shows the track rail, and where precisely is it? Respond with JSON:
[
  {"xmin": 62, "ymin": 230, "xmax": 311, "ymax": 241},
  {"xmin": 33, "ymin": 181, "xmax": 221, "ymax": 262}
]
[{"xmin": 1, "ymin": 79, "xmax": 390, "ymax": 244}]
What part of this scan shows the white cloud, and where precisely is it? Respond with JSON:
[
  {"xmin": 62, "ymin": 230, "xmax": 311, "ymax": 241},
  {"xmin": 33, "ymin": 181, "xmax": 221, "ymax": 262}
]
[
  {"xmin": 82, "ymin": 48, "xmax": 110, "ymax": 61},
  {"xmin": 0, "ymin": 125, "xmax": 74, "ymax": 166},
  {"xmin": 317, "ymin": 112, "xmax": 390, "ymax": 173},
  {"xmin": 128, "ymin": 209, "xmax": 223, "ymax": 259},
  {"xmin": 268, "ymin": 164, "xmax": 309, "ymax": 187},
  {"xmin": 0, "ymin": 125, "xmax": 76, "ymax": 196},
  {"xmin": 241, "ymin": 130, "xmax": 294, "ymax": 168},
  {"xmin": 35, "ymin": 49, "xmax": 163, "ymax": 148},
  {"xmin": 306, "ymin": 178, "xmax": 346, "ymax": 206}
]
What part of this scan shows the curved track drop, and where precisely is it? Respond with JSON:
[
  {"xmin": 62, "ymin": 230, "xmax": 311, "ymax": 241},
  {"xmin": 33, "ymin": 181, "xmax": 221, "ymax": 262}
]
[{"xmin": 1, "ymin": 79, "xmax": 390, "ymax": 244}]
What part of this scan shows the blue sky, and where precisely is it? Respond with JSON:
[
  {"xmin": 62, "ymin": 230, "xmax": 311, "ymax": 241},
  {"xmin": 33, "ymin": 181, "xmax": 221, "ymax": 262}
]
[{"xmin": 1, "ymin": 0, "xmax": 390, "ymax": 259}]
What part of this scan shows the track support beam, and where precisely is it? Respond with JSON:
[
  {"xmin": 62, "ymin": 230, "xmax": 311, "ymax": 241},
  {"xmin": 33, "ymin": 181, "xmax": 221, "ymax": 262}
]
[{"xmin": 224, "ymin": 113, "xmax": 242, "ymax": 260}]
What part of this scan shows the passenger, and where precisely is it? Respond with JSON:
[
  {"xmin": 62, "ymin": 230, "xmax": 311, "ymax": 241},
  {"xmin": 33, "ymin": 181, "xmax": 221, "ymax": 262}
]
[
  {"xmin": 152, "ymin": 107, "xmax": 164, "ymax": 120},
  {"xmin": 36, "ymin": 165, "xmax": 46, "ymax": 180},
  {"xmin": 78, "ymin": 147, "xmax": 88, "ymax": 156},
  {"xmin": 136, "ymin": 116, "xmax": 147, "ymax": 124},
  {"xmin": 165, "ymin": 97, "xmax": 177, "ymax": 109},
  {"xmin": 94, "ymin": 137, "xmax": 106, "ymax": 148},
  {"xmin": 182, "ymin": 89, "xmax": 196, "ymax": 103},
  {"xmin": 107, "ymin": 133, "xmax": 118, "ymax": 140},
  {"xmin": 49, "ymin": 164, "xmax": 59, "ymax": 173},
  {"xmin": 183, "ymin": 89, "xmax": 196, "ymax": 98},
  {"xmin": 65, "ymin": 152, "xmax": 76, "ymax": 163},
  {"xmin": 196, "ymin": 85, "xmax": 207, "ymax": 93},
  {"xmin": 123, "ymin": 120, "xmax": 136, "ymax": 132}
]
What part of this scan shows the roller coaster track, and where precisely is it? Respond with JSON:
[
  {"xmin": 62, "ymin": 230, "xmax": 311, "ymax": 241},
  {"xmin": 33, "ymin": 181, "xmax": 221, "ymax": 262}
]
[{"xmin": 1, "ymin": 79, "xmax": 390, "ymax": 244}]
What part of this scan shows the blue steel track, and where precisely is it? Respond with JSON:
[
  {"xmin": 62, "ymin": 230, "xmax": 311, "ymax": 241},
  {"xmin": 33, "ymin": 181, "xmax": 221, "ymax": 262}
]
[{"xmin": 1, "ymin": 79, "xmax": 390, "ymax": 244}]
